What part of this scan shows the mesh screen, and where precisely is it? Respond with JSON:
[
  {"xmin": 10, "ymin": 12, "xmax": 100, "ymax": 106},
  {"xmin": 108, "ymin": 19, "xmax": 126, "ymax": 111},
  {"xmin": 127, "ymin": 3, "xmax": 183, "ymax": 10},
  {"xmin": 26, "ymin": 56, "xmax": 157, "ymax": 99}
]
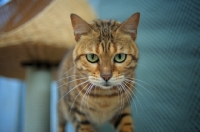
[{"xmin": 89, "ymin": 0, "xmax": 200, "ymax": 131}]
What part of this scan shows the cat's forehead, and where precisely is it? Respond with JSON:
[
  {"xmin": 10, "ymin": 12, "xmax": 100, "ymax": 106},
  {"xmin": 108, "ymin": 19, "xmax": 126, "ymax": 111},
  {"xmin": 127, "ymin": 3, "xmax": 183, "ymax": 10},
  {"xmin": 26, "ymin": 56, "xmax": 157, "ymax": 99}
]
[
  {"xmin": 84, "ymin": 40, "xmax": 133, "ymax": 56},
  {"xmin": 91, "ymin": 20, "xmax": 121, "ymax": 31},
  {"xmin": 76, "ymin": 20, "xmax": 136, "ymax": 56},
  {"xmin": 90, "ymin": 20, "xmax": 121, "ymax": 42}
]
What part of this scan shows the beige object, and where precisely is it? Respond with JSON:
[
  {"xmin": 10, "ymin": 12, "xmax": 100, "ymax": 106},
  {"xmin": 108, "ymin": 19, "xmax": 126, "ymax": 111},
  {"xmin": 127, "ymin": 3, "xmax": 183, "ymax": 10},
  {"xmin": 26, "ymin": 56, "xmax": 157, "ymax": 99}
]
[{"xmin": 0, "ymin": 0, "xmax": 96, "ymax": 80}]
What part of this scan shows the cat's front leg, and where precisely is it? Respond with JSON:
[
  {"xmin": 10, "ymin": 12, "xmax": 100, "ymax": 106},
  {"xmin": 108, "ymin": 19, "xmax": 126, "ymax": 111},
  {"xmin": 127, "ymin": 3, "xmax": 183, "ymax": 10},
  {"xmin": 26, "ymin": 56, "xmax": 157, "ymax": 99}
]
[
  {"xmin": 110, "ymin": 106, "xmax": 134, "ymax": 132},
  {"xmin": 72, "ymin": 110, "xmax": 97, "ymax": 132},
  {"xmin": 73, "ymin": 121, "xmax": 97, "ymax": 132},
  {"xmin": 58, "ymin": 123, "xmax": 65, "ymax": 132}
]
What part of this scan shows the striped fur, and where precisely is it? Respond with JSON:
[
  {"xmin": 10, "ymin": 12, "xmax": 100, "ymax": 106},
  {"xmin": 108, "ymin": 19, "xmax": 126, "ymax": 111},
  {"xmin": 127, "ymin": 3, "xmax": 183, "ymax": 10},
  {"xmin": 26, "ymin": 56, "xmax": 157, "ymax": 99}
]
[{"xmin": 58, "ymin": 13, "xmax": 140, "ymax": 132}]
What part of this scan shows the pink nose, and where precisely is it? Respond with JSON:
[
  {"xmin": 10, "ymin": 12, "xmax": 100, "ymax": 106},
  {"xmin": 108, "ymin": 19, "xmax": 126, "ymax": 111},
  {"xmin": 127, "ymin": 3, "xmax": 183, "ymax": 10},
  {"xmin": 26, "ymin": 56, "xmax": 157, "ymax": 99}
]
[{"xmin": 101, "ymin": 74, "xmax": 112, "ymax": 81}]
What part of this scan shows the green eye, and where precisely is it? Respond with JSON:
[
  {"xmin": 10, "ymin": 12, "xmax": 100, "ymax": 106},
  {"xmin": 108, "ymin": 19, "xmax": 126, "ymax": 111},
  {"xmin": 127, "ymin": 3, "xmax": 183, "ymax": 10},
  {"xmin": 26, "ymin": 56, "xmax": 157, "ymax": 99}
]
[
  {"xmin": 114, "ymin": 54, "xmax": 126, "ymax": 63},
  {"xmin": 86, "ymin": 54, "xmax": 99, "ymax": 63}
]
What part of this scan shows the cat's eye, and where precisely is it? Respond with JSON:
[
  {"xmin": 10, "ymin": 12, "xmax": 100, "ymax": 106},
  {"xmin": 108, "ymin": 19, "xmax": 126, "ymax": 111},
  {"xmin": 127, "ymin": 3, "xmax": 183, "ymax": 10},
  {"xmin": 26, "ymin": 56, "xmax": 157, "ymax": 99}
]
[
  {"xmin": 86, "ymin": 54, "xmax": 99, "ymax": 63},
  {"xmin": 114, "ymin": 53, "xmax": 127, "ymax": 63}
]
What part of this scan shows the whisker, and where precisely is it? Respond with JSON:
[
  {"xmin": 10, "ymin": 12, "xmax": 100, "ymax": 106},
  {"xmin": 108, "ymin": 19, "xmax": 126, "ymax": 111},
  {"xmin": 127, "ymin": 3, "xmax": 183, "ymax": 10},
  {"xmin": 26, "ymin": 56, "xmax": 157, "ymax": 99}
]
[
  {"xmin": 120, "ymin": 83, "xmax": 137, "ymax": 113},
  {"xmin": 125, "ymin": 79, "xmax": 154, "ymax": 96},
  {"xmin": 69, "ymin": 83, "xmax": 90, "ymax": 114},
  {"xmin": 120, "ymin": 83, "xmax": 132, "ymax": 106},
  {"xmin": 127, "ymin": 78, "xmax": 156, "ymax": 89},
  {"xmin": 117, "ymin": 85, "xmax": 121, "ymax": 116},
  {"xmin": 134, "ymin": 82, "xmax": 154, "ymax": 96},
  {"xmin": 124, "ymin": 80, "xmax": 148, "ymax": 102},
  {"xmin": 61, "ymin": 65, "xmax": 76, "ymax": 76},
  {"xmin": 86, "ymin": 84, "xmax": 94, "ymax": 114},
  {"xmin": 137, "ymin": 63, "xmax": 148, "ymax": 70},
  {"xmin": 123, "ymin": 81, "xmax": 144, "ymax": 112},
  {"xmin": 117, "ymin": 85, "xmax": 124, "ymax": 117},
  {"xmin": 125, "ymin": 79, "xmax": 180, "ymax": 117},
  {"xmin": 57, "ymin": 77, "xmax": 88, "ymax": 89},
  {"xmin": 56, "ymin": 74, "xmax": 84, "ymax": 82},
  {"xmin": 117, "ymin": 85, "xmax": 120, "ymax": 106},
  {"xmin": 58, "ymin": 80, "xmax": 89, "ymax": 102},
  {"xmin": 117, "ymin": 85, "xmax": 123, "ymax": 117},
  {"xmin": 94, "ymin": 86, "xmax": 97, "ymax": 102},
  {"xmin": 121, "ymin": 84, "xmax": 133, "ymax": 114},
  {"xmin": 80, "ymin": 83, "xmax": 93, "ymax": 112},
  {"xmin": 121, "ymin": 82, "xmax": 135, "ymax": 115}
]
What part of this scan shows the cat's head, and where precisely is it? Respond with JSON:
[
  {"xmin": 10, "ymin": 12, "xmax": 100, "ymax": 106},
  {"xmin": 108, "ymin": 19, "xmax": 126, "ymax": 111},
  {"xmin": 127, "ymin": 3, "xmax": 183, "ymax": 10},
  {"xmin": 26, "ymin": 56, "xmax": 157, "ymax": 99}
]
[{"xmin": 71, "ymin": 13, "xmax": 140, "ymax": 89}]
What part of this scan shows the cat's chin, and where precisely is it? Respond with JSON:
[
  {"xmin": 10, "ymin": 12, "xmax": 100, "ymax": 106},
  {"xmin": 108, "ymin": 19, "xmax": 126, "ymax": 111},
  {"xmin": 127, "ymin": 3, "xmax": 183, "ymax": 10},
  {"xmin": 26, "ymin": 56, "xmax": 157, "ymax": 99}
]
[
  {"xmin": 94, "ymin": 83, "xmax": 114, "ymax": 89},
  {"xmin": 100, "ymin": 85, "xmax": 113, "ymax": 89}
]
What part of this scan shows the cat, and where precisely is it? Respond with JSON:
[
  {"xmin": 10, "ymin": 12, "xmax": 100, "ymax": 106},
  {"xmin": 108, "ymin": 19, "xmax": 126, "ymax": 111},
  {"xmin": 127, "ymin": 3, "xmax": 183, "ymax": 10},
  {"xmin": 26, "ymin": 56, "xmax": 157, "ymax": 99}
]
[{"xmin": 57, "ymin": 12, "xmax": 140, "ymax": 132}]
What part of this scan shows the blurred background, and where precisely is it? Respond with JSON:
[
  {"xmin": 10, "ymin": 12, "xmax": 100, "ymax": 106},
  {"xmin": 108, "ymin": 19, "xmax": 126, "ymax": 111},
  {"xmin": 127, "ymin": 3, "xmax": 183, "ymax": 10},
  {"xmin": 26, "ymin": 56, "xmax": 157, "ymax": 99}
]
[{"xmin": 0, "ymin": 0, "xmax": 200, "ymax": 132}]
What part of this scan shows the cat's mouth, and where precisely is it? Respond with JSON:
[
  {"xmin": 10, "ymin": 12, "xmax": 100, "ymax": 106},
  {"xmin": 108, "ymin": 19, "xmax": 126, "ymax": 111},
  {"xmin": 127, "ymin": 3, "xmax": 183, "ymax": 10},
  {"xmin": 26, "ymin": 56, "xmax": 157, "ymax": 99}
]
[
  {"xmin": 89, "ymin": 77, "xmax": 121, "ymax": 89},
  {"xmin": 100, "ymin": 82, "xmax": 114, "ymax": 89},
  {"xmin": 90, "ymin": 81, "xmax": 113, "ymax": 89},
  {"xmin": 103, "ymin": 83, "xmax": 112, "ymax": 87}
]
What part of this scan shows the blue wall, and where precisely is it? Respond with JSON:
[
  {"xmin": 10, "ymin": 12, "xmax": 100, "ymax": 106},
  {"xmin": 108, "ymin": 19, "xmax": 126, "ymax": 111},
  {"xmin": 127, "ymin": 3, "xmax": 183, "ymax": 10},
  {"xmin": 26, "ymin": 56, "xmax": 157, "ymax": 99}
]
[{"xmin": 0, "ymin": 77, "xmax": 25, "ymax": 132}]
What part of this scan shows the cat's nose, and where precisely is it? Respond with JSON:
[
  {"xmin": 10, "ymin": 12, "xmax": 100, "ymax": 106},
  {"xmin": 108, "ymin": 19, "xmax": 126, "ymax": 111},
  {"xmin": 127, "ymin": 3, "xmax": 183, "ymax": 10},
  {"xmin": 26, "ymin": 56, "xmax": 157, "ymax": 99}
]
[{"xmin": 101, "ymin": 74, "xmax": 112, "ymax": 81}]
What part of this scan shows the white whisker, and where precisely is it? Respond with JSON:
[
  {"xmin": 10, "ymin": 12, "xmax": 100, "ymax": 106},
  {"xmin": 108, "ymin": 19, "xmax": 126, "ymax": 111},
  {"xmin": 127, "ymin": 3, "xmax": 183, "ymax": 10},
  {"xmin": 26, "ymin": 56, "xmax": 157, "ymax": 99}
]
[
  {"xmin": 125, "ymin": 78, "xmax": 154, "ymax": 96},
  {"xmin": 123, "ymin": 81, "xmax": 144, "ymax": 112},
  {"xmin": 120, "ymin": 83, "xmax": 137, "ymax": 113},
  {"xmin": 80, "ymin": 83, "xmax": 93, "ymax": 112},
  {"xmin": 58, "ymin": 80, "xmax": 89, "ymax": 102},
  {"xmin": 117, "ymin": 85, "xmax": 124, "ymax": 117},
  {"xmin": 62, "ymin": 65, "xmax": 76, "ymax": 76},
  {"xmin": 57, "ymin": 77, "xmax": 88, "ymax": 90},
  {"xmin": 127, "ymin": 78, "xmax": 156, "ymax": 89},
  {"xmin": 137, "ymin": 64, "xmax": 148, "ymax": 70},
  {"xmin": 124, "ymin": 80, "xmax": 148, "ymax": 102},
  {"xmin": 86, "ymin": 84, "xmax": 94, "ymax": 114},
  {"xmin": 116, "ymin": 85, "xmax": 123, "ymax": 117},
  {"xmin": 69, "ymin": 83, "xmax": 90, "ymax": 114},
  {"xmin": 117, "ymin": 86, "xmax": 120, "ymax": 106},
  {"xmin": 56, "ymin": 74, "xmax": 84, "ymax": 82},
  {"xmin": 120, "ymin": 83, "xmax": 132, "ymax": 106},
  {"xmin": 94, "ymin": 86, "xmax": 97, "ymax": 102}
]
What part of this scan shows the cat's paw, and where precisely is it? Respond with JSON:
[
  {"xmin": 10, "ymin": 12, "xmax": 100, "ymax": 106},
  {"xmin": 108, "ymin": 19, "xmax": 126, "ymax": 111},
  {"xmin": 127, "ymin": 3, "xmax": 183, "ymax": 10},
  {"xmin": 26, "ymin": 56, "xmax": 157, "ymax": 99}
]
[
  {"xmin": 77, "ymin": 126, "xmax": 97, "ymax": 132},
  {"xmin": 118, "ymin": 124, "xmax": 134, "ymax": 132}
]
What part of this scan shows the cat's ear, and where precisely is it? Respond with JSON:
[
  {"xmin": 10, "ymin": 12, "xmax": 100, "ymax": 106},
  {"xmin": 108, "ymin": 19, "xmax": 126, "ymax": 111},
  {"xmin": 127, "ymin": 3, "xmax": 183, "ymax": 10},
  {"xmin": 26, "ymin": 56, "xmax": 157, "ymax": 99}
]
[
  {"xmin": 70, "ymin": 14, "xmax": 92, "ymax": 42},
  {"xmin": 117, "ymin": 12, "xmax": 140, "ymax": 40}
]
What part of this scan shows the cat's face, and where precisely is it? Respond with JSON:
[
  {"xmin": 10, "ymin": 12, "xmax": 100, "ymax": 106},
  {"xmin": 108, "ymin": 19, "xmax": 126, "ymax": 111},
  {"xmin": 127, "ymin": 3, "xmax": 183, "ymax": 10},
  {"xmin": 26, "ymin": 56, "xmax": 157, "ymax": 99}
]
[{"xmin": 71, "ymin": 13, "xmax": 140, "ymax": 89}]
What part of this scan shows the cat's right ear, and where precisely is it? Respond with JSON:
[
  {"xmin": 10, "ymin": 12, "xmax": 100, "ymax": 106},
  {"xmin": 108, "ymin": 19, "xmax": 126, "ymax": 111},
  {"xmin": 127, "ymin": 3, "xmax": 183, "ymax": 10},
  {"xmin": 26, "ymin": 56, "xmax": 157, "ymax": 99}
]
[{"xmin": 70, "ymin": 14, "xmax": 92, "ymax": 42}]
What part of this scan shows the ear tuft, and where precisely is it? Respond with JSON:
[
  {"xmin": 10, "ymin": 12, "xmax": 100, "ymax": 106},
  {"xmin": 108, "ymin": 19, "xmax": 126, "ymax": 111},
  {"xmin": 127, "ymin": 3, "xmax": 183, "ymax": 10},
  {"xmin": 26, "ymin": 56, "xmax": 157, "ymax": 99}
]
[
  {"xmin": 118, "ymin": 12, "xmax": 140, "ymax": 40},
  {"xmin": 70, "ymin": 14, "xmax": 91, "ymax": 42}
]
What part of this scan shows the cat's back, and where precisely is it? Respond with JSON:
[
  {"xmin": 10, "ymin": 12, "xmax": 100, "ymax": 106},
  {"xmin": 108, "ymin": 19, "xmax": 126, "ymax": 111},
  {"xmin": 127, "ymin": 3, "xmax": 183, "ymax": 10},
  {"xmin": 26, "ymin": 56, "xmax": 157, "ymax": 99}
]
[
  {"xmin": 58, "ymin": 47, "xmax": 74, "ymax": 86},
  {"xmin": 57, "ymin": 47, "xmax": 78, "ymax": 124}
]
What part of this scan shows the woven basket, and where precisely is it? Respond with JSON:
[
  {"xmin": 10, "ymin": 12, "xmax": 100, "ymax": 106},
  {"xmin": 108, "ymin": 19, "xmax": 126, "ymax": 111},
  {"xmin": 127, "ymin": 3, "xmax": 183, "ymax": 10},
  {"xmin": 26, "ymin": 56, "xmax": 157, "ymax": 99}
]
[{"xmin": 0, "ymin": 0, "xmax": 96, "ymax": 80}]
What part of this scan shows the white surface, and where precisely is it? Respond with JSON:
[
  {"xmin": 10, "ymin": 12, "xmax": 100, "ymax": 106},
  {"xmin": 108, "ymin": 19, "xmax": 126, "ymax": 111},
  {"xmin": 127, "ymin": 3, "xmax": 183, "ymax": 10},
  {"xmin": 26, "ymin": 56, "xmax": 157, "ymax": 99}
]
[{"xmin": 24, "ymin": 68, "xmax": 51, "ymax": 132}]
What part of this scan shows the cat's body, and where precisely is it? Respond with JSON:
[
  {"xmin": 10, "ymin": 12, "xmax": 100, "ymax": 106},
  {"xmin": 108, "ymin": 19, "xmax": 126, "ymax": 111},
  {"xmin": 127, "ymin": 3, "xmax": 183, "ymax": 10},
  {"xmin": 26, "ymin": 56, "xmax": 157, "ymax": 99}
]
[{"xmin": 58, "ymin": 13, "xmax": 140, "ymax": 132}]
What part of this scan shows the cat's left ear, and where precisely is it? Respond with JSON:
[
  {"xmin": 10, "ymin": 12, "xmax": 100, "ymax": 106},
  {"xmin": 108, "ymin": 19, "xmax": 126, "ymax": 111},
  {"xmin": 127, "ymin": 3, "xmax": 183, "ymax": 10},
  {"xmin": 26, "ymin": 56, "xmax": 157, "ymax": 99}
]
[
  {"xmin": 70, "ymin": 14, "xmax": 92, "ymax": 42},
  {"xmin": 117, "ymin": 12, "xmax": 140, "ymax": 40}
]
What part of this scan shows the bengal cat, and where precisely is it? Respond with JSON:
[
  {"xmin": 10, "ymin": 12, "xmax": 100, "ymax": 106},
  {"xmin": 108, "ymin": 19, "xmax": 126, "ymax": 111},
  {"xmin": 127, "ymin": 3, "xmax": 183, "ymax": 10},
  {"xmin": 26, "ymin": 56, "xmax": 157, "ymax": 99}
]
[{"xmin": 57, "ymin": 12, "xmax": 140, "ymax": 132}]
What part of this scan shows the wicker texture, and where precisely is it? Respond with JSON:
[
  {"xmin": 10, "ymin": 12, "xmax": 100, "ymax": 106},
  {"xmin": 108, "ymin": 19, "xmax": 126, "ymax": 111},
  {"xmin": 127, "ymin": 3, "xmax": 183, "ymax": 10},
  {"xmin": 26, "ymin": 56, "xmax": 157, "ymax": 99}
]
[{"xmin": 0, "ymin": 0, "xmax": 96, "ymax": 80}]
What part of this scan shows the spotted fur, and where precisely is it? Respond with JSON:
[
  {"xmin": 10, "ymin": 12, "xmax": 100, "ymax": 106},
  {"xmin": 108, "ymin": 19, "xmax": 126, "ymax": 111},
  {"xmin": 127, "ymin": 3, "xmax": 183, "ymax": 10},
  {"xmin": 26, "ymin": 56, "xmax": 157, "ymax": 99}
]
[{"xmin": 58, "ymin": 13, "xmax": 140, "ymax": 132}]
